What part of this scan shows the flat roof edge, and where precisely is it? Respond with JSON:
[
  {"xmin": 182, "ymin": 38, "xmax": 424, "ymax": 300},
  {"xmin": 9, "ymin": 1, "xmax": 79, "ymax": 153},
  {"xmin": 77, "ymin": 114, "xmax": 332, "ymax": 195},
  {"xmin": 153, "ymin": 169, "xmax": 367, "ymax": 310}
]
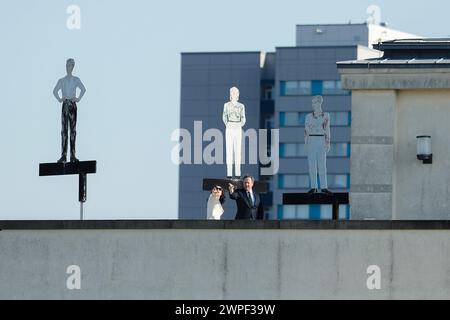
[
  {"xmin": 276, "ymin": 45, "xmax": 367, "ymax": 50},
  {"xmin": 1, "ymin": 220, "xmax": 450, "ymax": 230},
  {"xmin": 337, "ymin": 63, "xmax": 450, "ymax": 69},
  {"xmin": 296, "ymin": 23, "xmax": 367, "ymax": 27},
  {"xmin": 181, "ymin": 51, "xmax": 263, "ymax": 55}
]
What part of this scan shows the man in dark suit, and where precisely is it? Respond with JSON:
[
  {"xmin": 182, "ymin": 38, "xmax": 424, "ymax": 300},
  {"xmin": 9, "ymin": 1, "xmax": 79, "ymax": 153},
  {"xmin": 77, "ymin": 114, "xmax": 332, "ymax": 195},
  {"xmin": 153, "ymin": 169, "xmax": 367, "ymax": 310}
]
[{"xmin": 228, "ymin": 175, "xmax": 264, "ymax": 220}]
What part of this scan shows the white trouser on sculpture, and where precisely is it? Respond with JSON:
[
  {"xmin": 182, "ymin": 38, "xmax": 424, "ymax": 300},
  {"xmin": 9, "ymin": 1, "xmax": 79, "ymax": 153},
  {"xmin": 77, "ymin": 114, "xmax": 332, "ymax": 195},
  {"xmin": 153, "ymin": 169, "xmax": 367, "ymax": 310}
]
[
  {"xmin": 307, "ymin": 136, "xmax": 328, "ymax": 189},
  {"xmin": 225, "ymin": 122, "xmax": 242, "ymax": 177}
]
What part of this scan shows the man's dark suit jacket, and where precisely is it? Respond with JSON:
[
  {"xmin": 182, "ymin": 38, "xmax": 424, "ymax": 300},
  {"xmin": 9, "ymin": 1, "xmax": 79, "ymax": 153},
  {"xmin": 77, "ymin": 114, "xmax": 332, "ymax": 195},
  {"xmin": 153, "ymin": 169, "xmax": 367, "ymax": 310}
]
[{"xmin": 229, "ymin": 189, "xmax": 264, "ymax": 220}]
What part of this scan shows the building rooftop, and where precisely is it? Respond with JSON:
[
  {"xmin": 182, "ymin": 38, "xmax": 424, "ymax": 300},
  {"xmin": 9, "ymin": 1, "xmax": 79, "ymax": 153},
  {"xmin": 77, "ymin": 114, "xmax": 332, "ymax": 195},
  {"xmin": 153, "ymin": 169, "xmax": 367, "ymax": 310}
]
[
  {"xmin": 337, "ymin": 38, "xmax": 450, "ymax": 68},
  {"xmin": 373, "ymin": 38, "xmax": 450, "ymax": 51}
]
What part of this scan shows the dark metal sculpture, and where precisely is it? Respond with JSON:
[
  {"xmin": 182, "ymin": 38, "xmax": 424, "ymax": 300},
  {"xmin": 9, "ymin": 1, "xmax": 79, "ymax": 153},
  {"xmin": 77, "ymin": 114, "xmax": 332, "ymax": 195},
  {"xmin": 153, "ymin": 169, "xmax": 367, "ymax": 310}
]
[
  {"xmin": 53, "ymin": 58, "xmax": 86, "ymax": 163},
  {"xmin": 40, "ymin": 59, "xmax": 94, "ymax": 220}
]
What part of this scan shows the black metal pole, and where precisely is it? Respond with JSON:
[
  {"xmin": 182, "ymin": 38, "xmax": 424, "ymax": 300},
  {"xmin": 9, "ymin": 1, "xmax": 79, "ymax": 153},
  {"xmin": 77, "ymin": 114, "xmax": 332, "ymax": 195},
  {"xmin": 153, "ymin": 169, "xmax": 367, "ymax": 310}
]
[
  {"xmin": 79, "ymin": 173, "xmax": 87, "ymax": 203},
  {"xmin": 332, "ymin": 198, "xmax": 339, "ymax": 220}
]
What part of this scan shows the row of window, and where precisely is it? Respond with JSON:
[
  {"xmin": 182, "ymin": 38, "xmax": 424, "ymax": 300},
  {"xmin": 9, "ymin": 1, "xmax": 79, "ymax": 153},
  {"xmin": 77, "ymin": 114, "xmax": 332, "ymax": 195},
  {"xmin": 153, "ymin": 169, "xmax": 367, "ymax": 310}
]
[
  {"xmin": 280, "ymin": 142, "xmax": 350, "ymax": 158},
  {"xmin": 278, "ymin": 204, "xmax": 350, "ymax": 220},
  {"xmin": 280, "ymin": 80, "xmax": 350, "ymax": 96},
  {"xmin": 278, "ymin": 174, "xmax": 350, "ymax": 189},
  {"xmin": 280, "ymin": 111, "xmax": 351, "ymax": 127}
]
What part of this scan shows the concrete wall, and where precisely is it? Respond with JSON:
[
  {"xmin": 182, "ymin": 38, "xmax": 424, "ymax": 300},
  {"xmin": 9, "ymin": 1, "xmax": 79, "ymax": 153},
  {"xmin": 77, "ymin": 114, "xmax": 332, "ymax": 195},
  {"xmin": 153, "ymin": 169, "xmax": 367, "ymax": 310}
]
[
  {"xmin": 2, "ymin": 226, "xmax": 450, "ymax": 299},
  {"xmin": 339, "ymin": 67, "xmax": 450, "ymax": 220},
  {"xmin": 396, "ymin": 90, "xmax": 450, "ymax": 219},
  {"xmin": 350, "ymin": 90, "xmax": 396, "ymax": 220}
]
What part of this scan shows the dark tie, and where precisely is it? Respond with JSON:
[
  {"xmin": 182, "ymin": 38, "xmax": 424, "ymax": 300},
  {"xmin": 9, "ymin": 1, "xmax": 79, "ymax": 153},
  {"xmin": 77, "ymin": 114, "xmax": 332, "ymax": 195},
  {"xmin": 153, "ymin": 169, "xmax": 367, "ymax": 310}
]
[{"xmin": 247, "ymin": 191, "xmax": 254, "ymax": 207}]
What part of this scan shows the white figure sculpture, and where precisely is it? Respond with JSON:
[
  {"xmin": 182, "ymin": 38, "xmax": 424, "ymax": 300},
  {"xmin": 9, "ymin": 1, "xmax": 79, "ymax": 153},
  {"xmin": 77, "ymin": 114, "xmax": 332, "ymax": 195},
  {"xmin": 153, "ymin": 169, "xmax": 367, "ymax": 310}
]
[
  {"xmin": 304, "ymin": 95, "xmax": 332, "ymax": 194},
  {"xmin": 53, "ymin": 58, "xmax": 86, "ymax": 163},
  {"xmin": 222, "ymin": 87, "xmax": 246, "ymax": 179}
]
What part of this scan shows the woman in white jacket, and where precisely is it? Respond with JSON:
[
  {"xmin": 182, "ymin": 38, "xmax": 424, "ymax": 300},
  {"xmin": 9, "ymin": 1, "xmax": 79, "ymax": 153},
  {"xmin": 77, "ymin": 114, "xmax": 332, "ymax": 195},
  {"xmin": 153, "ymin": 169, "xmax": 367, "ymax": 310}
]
[{"xmin": 207, "ymin": 186, "xmax": 225, "ymax": 220}]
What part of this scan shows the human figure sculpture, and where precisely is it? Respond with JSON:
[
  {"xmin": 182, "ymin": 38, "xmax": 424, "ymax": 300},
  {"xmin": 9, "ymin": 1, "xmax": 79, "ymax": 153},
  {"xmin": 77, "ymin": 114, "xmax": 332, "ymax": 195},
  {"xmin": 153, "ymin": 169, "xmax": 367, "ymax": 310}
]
[
  {"xmin": 53, "ymin": 58, "xmax": 86, "ymax": 163},
  {"xmin": 222, "ymin": 87, "xmax": 246, "ymax": 179},
  {"xmin": 304, "ymin": 95, "xmax": 332, "ymax": 194}
]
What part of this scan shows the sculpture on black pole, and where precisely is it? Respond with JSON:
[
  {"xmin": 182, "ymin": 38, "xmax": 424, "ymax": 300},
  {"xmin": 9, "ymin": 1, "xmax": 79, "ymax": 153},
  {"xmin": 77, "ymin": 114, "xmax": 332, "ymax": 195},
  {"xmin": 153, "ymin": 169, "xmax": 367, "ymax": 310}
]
[
  {"xmin": 223, "ymin": 86, "xmax": 246, "ymax": 180},
  {"xmin": 40, "ymin": 58, "xmax": 96, "ymax": 220},
  {"xmin": 304, "ymin": 95, "xmax": 332, "ymax": 195}
]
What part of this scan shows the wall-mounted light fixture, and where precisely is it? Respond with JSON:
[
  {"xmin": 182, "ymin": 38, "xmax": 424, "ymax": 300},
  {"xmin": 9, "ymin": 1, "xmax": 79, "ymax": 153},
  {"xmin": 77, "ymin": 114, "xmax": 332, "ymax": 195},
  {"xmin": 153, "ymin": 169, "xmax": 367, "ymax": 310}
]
[{"xmin": 416, "ymin": 135, "xmax": 432, "ymax": 164}]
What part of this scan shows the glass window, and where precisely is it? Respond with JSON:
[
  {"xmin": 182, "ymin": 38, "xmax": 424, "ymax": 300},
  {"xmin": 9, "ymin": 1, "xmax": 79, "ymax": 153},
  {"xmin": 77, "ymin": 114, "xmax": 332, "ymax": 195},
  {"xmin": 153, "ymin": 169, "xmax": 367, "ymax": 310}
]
[
  {"xmin": 323, "ymin": 80, "xmax": 350, "ymax": 95},
  {"xmin": 322, "ymin": 80, "xmax": 336, "ymax": 94},
  {"xmin": 283, "ymin": 143, "xmax": 297, "ymax": 157},
  {"xmin": 309, "ymin": 205, "xmax": 321, "ymax": 219},
  {"xmin": 297, "ymin": 206, "xmax": 309, "ymax": 219},
  {"xmin": 281, "ymin": 80, "xmax": 349, "ymax": 96},
  {"xmin": 280, "ymin": 205, "xmax": 310, "ymax": 220},
  {"xmin": 335, "ymin": 81, "xmax": 349, "ymax": 93},
  {"xmin": 298, "ymin": 81, "xmax": 311, "ymax": 95},
  {"xmin": 294, "ymin": 112, "xmax": 351, "ymax": 127},
  {"xmin": 279, "ymin": 174, "xmax": 310, "ymax": 188},
  {"xmin": 285, "ymin": 81, "xmax": 299, "ymax": 95},
  {"xmin": 279, "ymin": 204, "xmax": 350, "ymax": 220},
  {"xmin": 280, "ymin": 143, "xmax": 349, "ymax": 158},
  {"xmin": 297, "ymin": 175, "xmax": 310, "ymax": 188},
  {"xmin": 283, "ymin": 205, "xmax": 297, "ymax": 219},
  {"xmin": 339, "ymin": 205, "xmax": 350, "ymax": 220},
  {"xmin": 320, "ymin": 205, "xmax": 333, "ymax": 219},
  {"xmin": 283, "ymin": 175, "xmax": 298, "ymax": 188},
  {"xmin": 311, "ymin": 80, "xmax": 323, "ymax": 95},
  {"xmin": 299, "ymin": 112, "xmax": 308, "ymax": 125},
  {"xmin": 297, "ymin": 144, "xmax": 307, "ymax": 157},
  {"xmin": 281, "ymin": 112, "xmax": 298, "ymax": 126},
  {"xmin": 328, "ymin": 174, "xmax": 349, "ymax": 189},
  {"xmin": 280, "ymin": 81, "xmax": 311, "ymax": 96},
  {"xmin": 337, "ymin": 81, "xmax": 350, "ymax": 95},
  {"xmin": 329, "ymin": 112, "xmax": 350, "ymax": 126},
  {"xmin": 328, "ymin": 143, "xmax": 350, "ymax": 157}
]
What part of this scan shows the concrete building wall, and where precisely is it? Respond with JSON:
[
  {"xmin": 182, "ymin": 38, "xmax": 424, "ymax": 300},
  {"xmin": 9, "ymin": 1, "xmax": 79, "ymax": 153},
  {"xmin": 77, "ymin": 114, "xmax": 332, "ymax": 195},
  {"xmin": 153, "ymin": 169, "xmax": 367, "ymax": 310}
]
[
  {"xmin": 349, "ymin": 90, "xmax": 396, "ymax": 220},
  {"xmin": 339, "ymin": 67, "xmax": 450, "ymax": 220},
  {"xmin": 396, "ymin": 89, "xmax": 450, "ymax": 219},
  {"xmin": 2, "ymin": 227, "xmax": 450, "ymax": 299}
]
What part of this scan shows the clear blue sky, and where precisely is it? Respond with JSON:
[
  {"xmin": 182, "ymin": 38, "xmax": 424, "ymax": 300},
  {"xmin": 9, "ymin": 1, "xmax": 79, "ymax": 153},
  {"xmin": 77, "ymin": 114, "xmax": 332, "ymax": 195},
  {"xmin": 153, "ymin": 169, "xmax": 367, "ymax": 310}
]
[{"xmin": 0, "ymin": 0, "xmax": 447, "ymax": 220}]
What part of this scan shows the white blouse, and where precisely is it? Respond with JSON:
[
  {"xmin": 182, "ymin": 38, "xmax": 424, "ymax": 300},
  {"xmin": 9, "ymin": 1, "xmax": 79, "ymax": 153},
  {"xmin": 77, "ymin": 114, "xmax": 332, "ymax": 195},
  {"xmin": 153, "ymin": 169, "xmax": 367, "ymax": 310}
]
[{"xmin": 207, "ymin": 194, "xmax": 224, "ymax": 220}]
